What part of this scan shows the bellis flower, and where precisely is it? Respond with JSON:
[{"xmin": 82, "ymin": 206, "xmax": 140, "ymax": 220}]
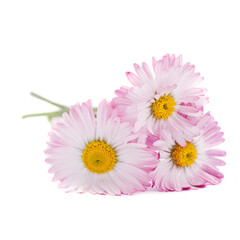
[
  {"xmin": 45, "ymin": 100, "xmax": 158, "ymax": 195},
  {"xmin": 114, "ymin": 54, "xmax": 208, "ymax": 147},
  {"xmin": 151, "ymin": 113, "xmax": 226, "ymax": 191}
]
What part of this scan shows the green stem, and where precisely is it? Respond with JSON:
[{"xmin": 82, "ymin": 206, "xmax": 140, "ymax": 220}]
[
  {"xmin": 30, "ymin": 92, "xmax": 69, "ymax": 110},
  {"xmin": 22, "ymin": 110, "xmax": 66, "ymax": 119},
  {"xmin": 23, "ymin": 92, "xmax": 70, "ymax": 121},
  {"xmin": 23, "ymin": 92, "xmax": 98, "ymax": 121}
]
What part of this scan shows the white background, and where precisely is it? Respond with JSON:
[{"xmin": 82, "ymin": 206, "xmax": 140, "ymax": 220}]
[{"xmin": 0, "ymin": 1, "xmax": 239, "ymax": 240}]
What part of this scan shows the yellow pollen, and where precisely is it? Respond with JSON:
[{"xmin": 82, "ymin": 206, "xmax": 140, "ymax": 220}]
[
  {"xmin": 152, "ymin": 94, "xmax": 176, "ymax": 119},
  {"xmin": 82, "ymin": 140, "xmax": 117, "ymax": 174},
  {"xmin": 171, "ymin": 142, "xmax": 198, "ymax": 167}
]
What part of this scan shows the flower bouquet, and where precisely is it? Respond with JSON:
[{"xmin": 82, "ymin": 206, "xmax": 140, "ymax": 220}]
[{"xmin": 23, "ymin": 54, "xmax": 226, "ymax": 195}]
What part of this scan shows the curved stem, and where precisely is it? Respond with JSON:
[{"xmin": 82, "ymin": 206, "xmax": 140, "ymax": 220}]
[
  {"xmin": 22, "ymin": 110, "xmax": 68, "ymax": 121},
  {"xmin": 23, "ymin": 92, "xmax": 98, "ymax": 121},
  {"xmin": 30, "ymin": 92, "xmax": 69, "ymax": 110}
]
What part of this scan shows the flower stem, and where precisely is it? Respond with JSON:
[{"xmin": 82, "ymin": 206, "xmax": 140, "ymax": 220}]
[
  {"xmin": 22, "ymin": 92, "xmax": 70, "ymax": 121},
  {"xmin": 22, "ymin": 110, "xmax": 65, "ymax": 119},
  {"xmin": 30, "ymin": 92, "xmax": 69, "ymax": 110},
  {"xmin": 23, "ymin": 92, "xmax": 98, "ymax": 121}
]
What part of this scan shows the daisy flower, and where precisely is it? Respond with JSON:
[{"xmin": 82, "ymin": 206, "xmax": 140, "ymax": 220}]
[
  {"xmin": 113, "ymin": 54, "xmax": 208, "ymax": 146},
  {"xmin": 152, "ymin": 113, "xmax": 226, "ymax": 191},
  {"xmin": 45, "ymin": 100, "xmax": 158, "ymax": 195}
]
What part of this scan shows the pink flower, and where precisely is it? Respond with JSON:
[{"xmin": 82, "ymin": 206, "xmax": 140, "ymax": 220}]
[
  {"xmin": 113, "ymin": 54, "xmax": 208, "ymax": 147},
  {"xmin": 45, "ymin": 100, "xmax": 158, "ymax": 195},
  {"xmin": 152, "ymin": 113, "xmax": 226, "ymax": 191}
]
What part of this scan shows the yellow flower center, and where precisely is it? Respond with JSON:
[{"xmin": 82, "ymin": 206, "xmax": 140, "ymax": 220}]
[
  {"xmin": 82, "ymin": 140, "xmax": 117, "ymax": 174},
  {"xmin": 152, "ymin": 94, "xmax": 176, "ymax": 119},
  {"xmin": 171, "ymin": 142, "xmax": 198, "ymax": 167}
]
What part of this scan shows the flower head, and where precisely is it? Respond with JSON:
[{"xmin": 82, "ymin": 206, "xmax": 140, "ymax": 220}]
[
  {"xmin": 113, "ymin": 54, "xmax": 208, "ymax": 147},
  {"xmin": 151, "ymin": 113, "xmax": 226, "ymax": 191},
  {"xmin": 45, "ymin": 100, "xmax": 158, "ymax": 195}
]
